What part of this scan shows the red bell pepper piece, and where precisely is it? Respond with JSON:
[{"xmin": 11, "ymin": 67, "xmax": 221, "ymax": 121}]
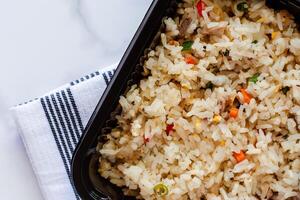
[
  {"xmin": 166, "ymin": 124, "xmax": 174, "ymax": 136},
  {"xmin": 196, "ymin": 0, "xmax": 205, "ymax": 17}
]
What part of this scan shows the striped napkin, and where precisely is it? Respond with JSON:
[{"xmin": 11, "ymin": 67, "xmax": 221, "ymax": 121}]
[{"xmin": 11, "ymin": 64, "xmax": 117, "ymax": 200}]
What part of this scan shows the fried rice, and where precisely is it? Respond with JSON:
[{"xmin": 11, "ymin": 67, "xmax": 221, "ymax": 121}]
[{"xmin": 97, "ymin": 0, "xmax": 300, "ymax": 199}]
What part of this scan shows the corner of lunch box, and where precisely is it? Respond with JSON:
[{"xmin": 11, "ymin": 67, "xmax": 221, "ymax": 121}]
[
  {"xmin": 266, "ymin": 0, "xmax": 300, "ymax": 22},
  {"xmin": 71, "ymin": 0, "xmax": 177, "ymax": 199}
]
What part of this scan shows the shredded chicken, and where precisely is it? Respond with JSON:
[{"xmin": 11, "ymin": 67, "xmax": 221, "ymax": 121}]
[{"xmin": 179, "ymin": 16, "xmax": 192, "ymax": 36}]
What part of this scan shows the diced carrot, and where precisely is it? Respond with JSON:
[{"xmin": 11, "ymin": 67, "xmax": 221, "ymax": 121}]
[
  {"xmin": 184, "ymin": 54, "xmax": 198, "ymax": 65},
  {"xmin": 233, "ymin": 151, "xmax": 246, "ymax": 163},
  {"xmin": 240, "ymin": 88, "xmax": 252, "ymax": 104},
  {"xmin": 229, "ymin": 107, "xmax": 239, "ymax": 118}
]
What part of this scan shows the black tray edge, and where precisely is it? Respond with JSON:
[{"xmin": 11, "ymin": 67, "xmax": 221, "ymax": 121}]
[{"xmin": 71, "ymin": 0, "xmax": 175, "ymax": 199}]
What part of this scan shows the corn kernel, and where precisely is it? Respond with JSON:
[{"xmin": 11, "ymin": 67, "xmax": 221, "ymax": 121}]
[
  {"xmin": 191, "ymin": 134, "xmax": 200, "ymax": 142},
  {"xmin": 213, "ymin": 115, "xmax": 222, "ymax": 124},
  {"xmin": 213, "ymin": 5, "xmax": 224, "ymax": 20},
  {"xmin": 194, "ymin": 118, "xmax": 201, "ymax": 130},
  {"xmin": 156, "ymin": 65, "xmax": 165, "ymax": 70},
  {"xmin": 181, "ymin": 82, "xmax": 192, "ymax": 89},
  {"xmin": 274, "ymin": 85, "xmax": 281, "ymax": 93},
  {"xmin": 225, "ymin": 29, "xmax": 234, "ymax": 41},
  {"xmin": 257, "ymin": 17, "xmax": 266, "ymax": 23},
  {"xmin": 219, "ymin": 140, "xmax": 226, "ymax": 146},
  {"xmin": 271, "ymin": 32, "xmax": 280, "ymax": 40}
]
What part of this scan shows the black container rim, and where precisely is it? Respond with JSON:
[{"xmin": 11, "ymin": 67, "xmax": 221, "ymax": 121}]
[{"xmin": 71, "ymin": 0, "xmax": 175, "ymax": 199}]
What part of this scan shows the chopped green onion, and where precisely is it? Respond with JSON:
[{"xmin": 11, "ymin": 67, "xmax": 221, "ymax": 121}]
[
  {"xmin": 248, "ymin": 73, "xmax": 260, "ymax": 84},
  {"xmin": 252, "ymin": 40, "xmax": 258, "ymax": 44},
  {"xmin": 182, "ymin": 41, "xmax": 194, "ymax": 51},
  {"xmin": 206, "ymin": 81, "xmax": 214, "ymax": 90},
  {"xmin": 153, "ymin": 183, "xmax": 168, "ymax": 196},
  {"xmin": 236, "ymin": 1, "xmax": 249, "ymax": 12},
  {"xmin": 281, "ymin": 86, "xmax": 290, "ymax": 95}
]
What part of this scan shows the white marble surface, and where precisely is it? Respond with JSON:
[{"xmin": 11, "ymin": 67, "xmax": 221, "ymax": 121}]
[{"xmin": 0, "ymin": 0, "xmax": 151, "ymax": 199}]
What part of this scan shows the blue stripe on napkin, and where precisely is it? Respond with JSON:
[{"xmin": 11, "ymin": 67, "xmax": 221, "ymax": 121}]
[
  {"xmin": 102, "ymin": 73, "xmax": 109, "ymax": 85},
  {"xmin": 41, "ymin": 92, "xmax": 81, "ymax": 200},
  {"xmin": 38, "ymin": 68, "xmax": 116, "ymax": 199},
  {"xmin": 66, "ymin": 88, "xmax": 84, "ymax": 133},
  {"xmin": 16, "ymin": 69, "xmax": 116, "ymax": 107},
  {"xmin": 70, "ymin": 69, "xmax": 115, "ymax": 86}
]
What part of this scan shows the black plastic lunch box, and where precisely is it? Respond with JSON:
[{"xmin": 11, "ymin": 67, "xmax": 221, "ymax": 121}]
[{"xmin": 71, "ymin": 0, "xmax": 300, "ymax": 199}]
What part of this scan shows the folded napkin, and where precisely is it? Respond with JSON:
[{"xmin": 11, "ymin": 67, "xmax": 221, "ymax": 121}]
[{"xmin": 11, "ymin": 64, "xmax": 117, "ymax": 200}]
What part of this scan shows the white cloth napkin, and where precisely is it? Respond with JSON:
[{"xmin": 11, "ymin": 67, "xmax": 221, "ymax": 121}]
[{"xmin": 11, "ymin": 64, "xmax": 117, "ymax": 200}]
